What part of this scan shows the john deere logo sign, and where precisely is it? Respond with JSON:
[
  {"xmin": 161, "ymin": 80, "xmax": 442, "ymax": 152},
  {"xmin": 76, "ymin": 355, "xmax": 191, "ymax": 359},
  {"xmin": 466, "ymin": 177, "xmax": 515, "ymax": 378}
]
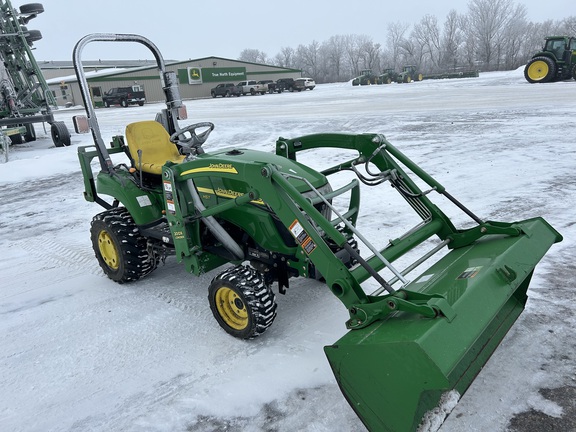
[
  {"xmin": 185, "ymin": 67, "xmax": 247, "ymax": 84},
  {"xmin": 188, "ymin": 67, "xmax": 202, "ymax": 85}
]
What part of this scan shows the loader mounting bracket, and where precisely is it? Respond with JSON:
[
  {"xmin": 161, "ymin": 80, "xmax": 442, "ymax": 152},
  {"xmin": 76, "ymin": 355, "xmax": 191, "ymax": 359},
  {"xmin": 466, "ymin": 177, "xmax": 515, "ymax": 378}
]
[
  {"xmin": 346, "ymin": 290, "xmax": 456, "ymax": 329},
  {"xmin": 448, "ymin": 221, "xmax": 523, "ymax": 249}
]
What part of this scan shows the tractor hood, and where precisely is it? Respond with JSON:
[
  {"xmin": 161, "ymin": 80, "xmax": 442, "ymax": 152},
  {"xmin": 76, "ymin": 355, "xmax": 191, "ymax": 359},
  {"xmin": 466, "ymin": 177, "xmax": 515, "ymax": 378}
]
[{"xmin": 186, "ymin": 147, "xmax": 329, "ymax": 192}]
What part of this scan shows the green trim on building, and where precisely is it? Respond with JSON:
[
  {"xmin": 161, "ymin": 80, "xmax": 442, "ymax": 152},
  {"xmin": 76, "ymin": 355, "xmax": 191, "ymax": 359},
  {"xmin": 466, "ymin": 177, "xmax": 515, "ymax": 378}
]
[{"xmin": 88, "ymin": 74, "xmax": 159, "ymax": 82}]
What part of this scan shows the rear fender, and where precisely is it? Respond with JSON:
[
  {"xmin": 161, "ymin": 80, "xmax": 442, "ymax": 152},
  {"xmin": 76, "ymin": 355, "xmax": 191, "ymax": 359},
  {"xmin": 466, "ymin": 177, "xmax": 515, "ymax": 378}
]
[{"xmin": 95, "ymin": 171, "xmax": 164, "ymax": 225}]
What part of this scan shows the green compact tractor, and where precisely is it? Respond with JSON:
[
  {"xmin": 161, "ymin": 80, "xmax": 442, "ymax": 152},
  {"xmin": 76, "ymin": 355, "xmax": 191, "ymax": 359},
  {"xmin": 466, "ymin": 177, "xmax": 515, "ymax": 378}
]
[
  {"xmin": 75, "ymin": 34, "xmax": 561, "ymax": 431},
  {"xmin": 524, "ymin": 35, "xmax": 576, "ymax": 83}
]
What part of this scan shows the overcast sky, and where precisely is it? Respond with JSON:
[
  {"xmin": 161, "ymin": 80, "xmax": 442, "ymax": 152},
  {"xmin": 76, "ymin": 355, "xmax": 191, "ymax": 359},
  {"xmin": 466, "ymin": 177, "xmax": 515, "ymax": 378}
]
[{"xmin": 26, "ymin": 0, "xmax": 572, "ymax": 62}]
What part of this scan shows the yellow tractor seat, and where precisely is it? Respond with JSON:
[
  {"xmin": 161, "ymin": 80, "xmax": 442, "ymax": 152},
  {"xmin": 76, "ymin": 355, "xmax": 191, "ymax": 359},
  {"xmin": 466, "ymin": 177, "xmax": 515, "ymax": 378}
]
[{"xmin": 125, "ymin": 120, "xmax": 186, "ymax": 175}]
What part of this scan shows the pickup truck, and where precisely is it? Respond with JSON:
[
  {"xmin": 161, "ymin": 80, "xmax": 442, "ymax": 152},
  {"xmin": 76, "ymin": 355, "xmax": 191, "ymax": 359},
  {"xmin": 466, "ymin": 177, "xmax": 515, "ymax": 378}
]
[
  {"xmin": 102, "ymin": 85, "xmax": 146, "ymax": 107},
  {"xmin": 257, "ymin": 80, "xmax": 277, "ymax": 94},
  {"xmin": 275, "ymin": 78, "xmax": 295, "ymax": 92},
  {"xmin": 211, "ymin": 83, "xmax": 241, "ymax": 97},
  {"xmin": 237, "ymin": 80, "xmax": 266, "ymax": 95}
]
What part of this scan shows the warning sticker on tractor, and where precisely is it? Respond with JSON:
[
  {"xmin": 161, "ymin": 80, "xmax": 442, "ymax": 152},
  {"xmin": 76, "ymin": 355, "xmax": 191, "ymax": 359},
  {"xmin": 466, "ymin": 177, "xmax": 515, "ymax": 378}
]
[
  {"xmin": 289, "ymin": 220, "xmax": 308, "ymax": 244},
  {"xmin": 289, "ymin": 220, "xmax": 316, "ymax": 255},
  {"xmin": 167, "ymin": 200, "xmax": 176, "ymax": 214},
  {"xmin": 457, "ymin": 266, "xmax": 483, "ymax": 280},
  {"xmin": 302, "ymin": 237, "xmax": 317, "ymax": 254}
]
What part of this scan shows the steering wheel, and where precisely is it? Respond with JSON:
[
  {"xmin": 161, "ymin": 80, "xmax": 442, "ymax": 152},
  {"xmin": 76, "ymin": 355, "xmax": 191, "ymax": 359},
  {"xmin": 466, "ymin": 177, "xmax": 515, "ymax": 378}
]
[{"xmin": 170, "ymin": 122, "xmax": 214, "ymax": 149}]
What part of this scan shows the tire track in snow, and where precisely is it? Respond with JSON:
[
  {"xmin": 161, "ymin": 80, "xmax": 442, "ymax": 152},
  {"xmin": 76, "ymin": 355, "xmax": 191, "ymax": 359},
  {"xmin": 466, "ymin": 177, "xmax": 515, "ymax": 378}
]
[{"xmin": 14, "ymin": 235, "xmax": 103, "ymax": 277}]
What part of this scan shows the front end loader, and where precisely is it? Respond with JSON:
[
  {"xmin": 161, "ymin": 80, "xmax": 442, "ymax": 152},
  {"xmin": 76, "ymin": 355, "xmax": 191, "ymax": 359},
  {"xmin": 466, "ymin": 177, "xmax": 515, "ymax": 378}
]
[{"xmin": 74, "ymin": 34, "xmax": 562, "ymax": 431}]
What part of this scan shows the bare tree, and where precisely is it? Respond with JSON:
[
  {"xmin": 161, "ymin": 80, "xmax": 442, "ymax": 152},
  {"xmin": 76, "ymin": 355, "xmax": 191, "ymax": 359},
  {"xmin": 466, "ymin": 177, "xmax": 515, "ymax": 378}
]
[
  {"xmin": 560, "ymin": 16, "xmax": 576, "ymax": 35},
  {"xmin": 322, "ymin": 35, "xmax": 347, "ymax": 82},
  {"xmin": 274, "ymin": 46, "xmax": 295, "ymax": 68},
  {"xmin": 500, "ymin": 5, "xmax": 528, "ymax": 69},
  {"xmin": 441, "ymin": 10, "xmax": 465, "ymax": 71},
  {"xmin": 343, "ymin": 34, "xmax": 364, "ymax": 77},
  {"xmin": 238, "ymin": 48, "xmax": 269, "ymax": 64},
  {"xmin": 359, "ymin": 37, "xmax": 382, "ymax": 72},
  {"xmin": 296, "ymin": 40, "xmax": 321, "ymax": 78},
  {"xmin": 412, "ymin": 15, "xmax": 441, "ymax": 71},
  {"xmin": 467, "ymin": 0, "xmax": 522, "ymax": 70},
  {"xmin": 259, "ymin": 7, "xmax": 572, "ymax": 83},
  {"xmin": 387, "ymin": 22, "xmax": 410, "ymax": 70}
]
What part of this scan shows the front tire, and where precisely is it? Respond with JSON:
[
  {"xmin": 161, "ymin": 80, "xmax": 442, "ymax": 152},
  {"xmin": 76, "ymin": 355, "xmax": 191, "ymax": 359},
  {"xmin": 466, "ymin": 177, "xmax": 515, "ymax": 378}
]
[
  {"xmin": 208, "ymin": 266, "xmax": 277, "ymax": 339},
  {"xmin": 120, "ymin": 99, "xmax": 128, "ymax": 107},
  {"xmin": 90, "ymin": 207, "xmax": 157, "ymax": 283},
  {"xmin": 524, "ymin": 56, "xmax": 556, "ymax": 83}
]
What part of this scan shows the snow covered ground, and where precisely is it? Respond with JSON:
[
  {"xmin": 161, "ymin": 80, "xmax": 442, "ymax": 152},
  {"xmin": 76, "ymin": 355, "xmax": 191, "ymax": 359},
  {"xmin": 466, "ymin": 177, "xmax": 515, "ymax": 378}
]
[{"xmin": 1, "ymin": 69, "xmax": 574, "ymax": 432}]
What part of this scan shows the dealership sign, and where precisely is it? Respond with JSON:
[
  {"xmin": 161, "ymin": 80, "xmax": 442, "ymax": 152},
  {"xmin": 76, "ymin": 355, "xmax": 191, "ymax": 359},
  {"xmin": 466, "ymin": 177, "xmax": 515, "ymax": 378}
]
[{"xmin": 187, "ymin": 66, "xmax": 246, "ymax": 84}]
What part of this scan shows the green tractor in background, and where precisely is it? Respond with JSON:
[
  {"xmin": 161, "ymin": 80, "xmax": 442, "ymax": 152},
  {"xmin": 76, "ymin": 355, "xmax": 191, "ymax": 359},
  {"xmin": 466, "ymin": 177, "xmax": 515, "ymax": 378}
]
[
  {"xmin": 378, "ymin": 68, "xmax": 398, "ymax": 84},
  {"xmin": 524, "ymin": 35, "xmax": 576, "ymax": 83},
  {"xmin": 351, "ymin": 69, "xmax": 380, "ymax": 86},
  {"xmin": 397, "ymin": 65, "xmax": 424, "ymax": 83},
  {"xmin": 74, "ymin": 34, "xmax": 562, "ymax": 432}
]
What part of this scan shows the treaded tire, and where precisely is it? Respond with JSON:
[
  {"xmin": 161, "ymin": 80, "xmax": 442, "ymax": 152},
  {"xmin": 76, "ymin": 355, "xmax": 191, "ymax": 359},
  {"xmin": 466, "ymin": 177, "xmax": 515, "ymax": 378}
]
[
  {"xmin": 51, "ymin": 121, "xmax": 70, "ymax": 147},
  {"xmin": 24, "ymin": 123, "xmax": 36, "ymax": 142},
  {"xmin": 25, "ymin": 29, "xmax": 42, "ymax": 44},
  {"xmin": 208, "ymin": 265, "xmax": 277, "ymax": 339},
  {"xmin": 572, "ymin": 64, "xmax": 576, "ymax": 81},
  {"xmin": 9, "ymin": 133, "xmax": 24, "ymax": 145},
  {"xmin": 90, "ymin": 207, "xmax": 157, "ymax": 283},
  {"xmin": 524, "ymin": 56, "xmax": 556, "ymax": 83},
  {"xmin": 20, "ymin": 3, "xmax": 44, "ymax": 14}
]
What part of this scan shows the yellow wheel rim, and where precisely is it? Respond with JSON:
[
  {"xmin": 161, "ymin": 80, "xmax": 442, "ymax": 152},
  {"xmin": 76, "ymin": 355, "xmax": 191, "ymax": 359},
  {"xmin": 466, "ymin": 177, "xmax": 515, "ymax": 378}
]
[
  {"xmin": 527, "ymin": 61, "xmax": 549, "ymax": 81},
  {"xmin": 98, "ymin": 230, "xmax": 119, "ymax": 270},
  {"xmin": 215, "ymin": 287, "xmax": 248, "ymax": 330}
]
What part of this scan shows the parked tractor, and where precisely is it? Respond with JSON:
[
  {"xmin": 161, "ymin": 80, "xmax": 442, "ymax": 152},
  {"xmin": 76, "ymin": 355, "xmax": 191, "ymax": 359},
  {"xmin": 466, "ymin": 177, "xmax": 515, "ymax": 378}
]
[
  {"xmin": 351, "ymin": 69, "xmax": 380, "ymax": 86},
  {"xmin": 74, "ymin": 34, "xmax": 562, "ymax": 432},
  {"xmin": 524, "ymin": 35, "xmax": 576, "ymax": 83},
  {"xmin": 378, "ymin": 68, "xmax": 398, "ymax": 84},
  {"xmin": 397, "ymin": 65, "xmax": 423, "ymax": 83},
  {"xmin": 0, "ymin": 0, "xmax": 70, "ymax": 146}
]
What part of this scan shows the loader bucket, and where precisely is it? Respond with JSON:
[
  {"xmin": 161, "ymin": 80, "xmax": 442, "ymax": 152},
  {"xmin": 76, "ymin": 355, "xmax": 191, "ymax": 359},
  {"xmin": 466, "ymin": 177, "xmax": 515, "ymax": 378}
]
[{"xmin": 325, "ymin": 217, "xmax": 561, "ymax": 432}]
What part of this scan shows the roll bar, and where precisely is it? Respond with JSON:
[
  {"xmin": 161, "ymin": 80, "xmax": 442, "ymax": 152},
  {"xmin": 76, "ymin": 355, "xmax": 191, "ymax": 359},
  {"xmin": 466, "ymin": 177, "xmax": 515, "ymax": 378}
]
[{"xmin": 72, "ymin": 33, "xmax": 183, "ymax": 173}]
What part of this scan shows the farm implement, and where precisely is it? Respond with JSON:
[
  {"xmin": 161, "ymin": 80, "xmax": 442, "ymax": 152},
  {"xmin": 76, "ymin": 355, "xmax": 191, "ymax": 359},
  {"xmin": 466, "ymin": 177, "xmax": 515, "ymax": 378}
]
[{"xmin": 74, "ymin": 34, "xmax": 562, "ymax": 431}]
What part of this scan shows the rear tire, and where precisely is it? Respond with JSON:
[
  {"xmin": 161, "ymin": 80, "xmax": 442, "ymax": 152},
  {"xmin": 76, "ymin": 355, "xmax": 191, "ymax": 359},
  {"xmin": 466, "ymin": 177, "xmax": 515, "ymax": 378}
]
[
  {"xmin": 208, "ymin": 265, "xmax": 277, "ymax": 339},
  {"xmin": 120, "ymin": 99, "xmax": 128, "ymax": 107},
  {"xmin": 90, "ymin": 207, "xmax": 157, "ymax": 283},
  {"xmin": 572, "ymin": 64, "xmax": 576, "ymax": 81},
  {"xmin": 524, "ymin": 56, "xmax": 556, "ymax": 83}
]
